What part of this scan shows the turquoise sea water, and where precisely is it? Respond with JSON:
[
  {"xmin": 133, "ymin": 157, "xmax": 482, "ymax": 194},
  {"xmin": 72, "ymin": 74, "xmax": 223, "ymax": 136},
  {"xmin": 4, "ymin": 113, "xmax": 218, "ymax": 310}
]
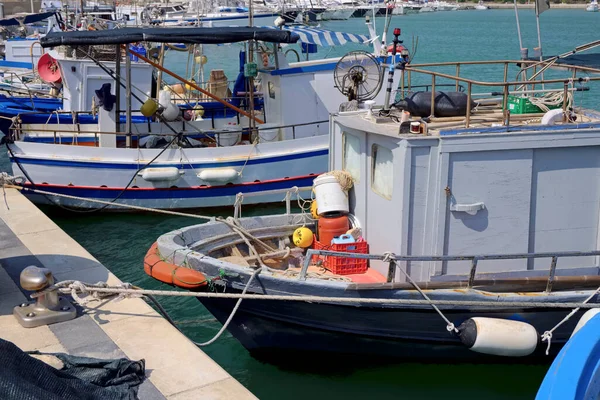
[{"xmin": 1, "ymin": 9, "xmax": 599, "ymax": 399}]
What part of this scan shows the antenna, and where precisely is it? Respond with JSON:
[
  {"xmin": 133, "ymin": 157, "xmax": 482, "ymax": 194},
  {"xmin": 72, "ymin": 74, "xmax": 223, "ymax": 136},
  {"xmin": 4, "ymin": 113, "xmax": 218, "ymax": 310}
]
[{"xmin": 383, "ymin": 27, "xmax": 401, "ymax": 111}]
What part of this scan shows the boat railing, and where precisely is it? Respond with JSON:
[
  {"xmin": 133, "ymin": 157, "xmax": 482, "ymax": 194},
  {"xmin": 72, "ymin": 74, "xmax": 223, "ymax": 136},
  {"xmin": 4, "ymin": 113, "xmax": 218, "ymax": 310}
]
[
  {"xmin": 302, "ymin": 248, "xmax": 600, "ymax": 293},
  {"xmin": 10, "ymin": 118, "xmax": 328, "ymax": 148},
  {"xmin": 232, "ymin": 185, "xmax": 313, "ymax": 220},
  {"xmin": 400, "ymin": 59, "xmax": 600, "ymax": 128}
]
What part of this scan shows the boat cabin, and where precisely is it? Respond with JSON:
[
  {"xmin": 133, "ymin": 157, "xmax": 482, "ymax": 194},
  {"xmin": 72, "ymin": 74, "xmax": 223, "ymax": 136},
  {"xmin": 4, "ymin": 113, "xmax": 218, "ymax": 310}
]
[{"xmin": 330, "ymin": 57, "xmax": 600, "ymax": 283}]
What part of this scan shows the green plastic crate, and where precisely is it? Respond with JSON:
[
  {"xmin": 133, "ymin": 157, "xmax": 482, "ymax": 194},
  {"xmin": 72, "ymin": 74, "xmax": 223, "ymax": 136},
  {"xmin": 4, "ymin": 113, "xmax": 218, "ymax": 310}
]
[{"xmin": 505, "ymin": 95, "xmax": 562, "ymax": 115}]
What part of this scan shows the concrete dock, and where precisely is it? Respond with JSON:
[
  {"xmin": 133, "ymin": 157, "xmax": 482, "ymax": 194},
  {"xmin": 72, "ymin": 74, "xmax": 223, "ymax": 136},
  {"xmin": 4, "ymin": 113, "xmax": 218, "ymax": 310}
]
[{"xmin": 0, "ymin": 188, "xmax": 256, "ymax": 399}]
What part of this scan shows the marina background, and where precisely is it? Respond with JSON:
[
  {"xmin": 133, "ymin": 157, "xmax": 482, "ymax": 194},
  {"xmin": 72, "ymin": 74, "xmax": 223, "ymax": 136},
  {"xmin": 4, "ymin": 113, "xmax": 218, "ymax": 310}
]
[{"xmin": 1, "ymin": 8, "xmax": 597, "ymax": 399}]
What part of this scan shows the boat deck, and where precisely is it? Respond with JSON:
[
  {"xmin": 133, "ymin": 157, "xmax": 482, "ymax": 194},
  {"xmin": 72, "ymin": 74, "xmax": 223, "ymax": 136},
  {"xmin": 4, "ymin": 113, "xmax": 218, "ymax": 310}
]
[
  {"xmin": 0, "ymin": 188, "xmax": 256, "ymax": 399},
  {"xmin": 336, "ymin": 105, "xmax": 600, "ymax": 139}
]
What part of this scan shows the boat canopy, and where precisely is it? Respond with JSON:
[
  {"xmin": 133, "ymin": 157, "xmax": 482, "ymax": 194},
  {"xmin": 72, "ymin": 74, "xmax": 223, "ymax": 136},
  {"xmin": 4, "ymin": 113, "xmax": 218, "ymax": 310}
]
[
  {"xmin": 270, "ymin": 26, "xmax": 370, "ymax": 47},
  {"xmin": 0, "ymin": 11, "xmax": 57, "ymax": 27},
  {"xmin": 534, "ymin": 54, "xmax": 600, "ymax": 72},
  {"xmin": 40, "ymin": 26, "xmax": 299, "ymax": 48}
]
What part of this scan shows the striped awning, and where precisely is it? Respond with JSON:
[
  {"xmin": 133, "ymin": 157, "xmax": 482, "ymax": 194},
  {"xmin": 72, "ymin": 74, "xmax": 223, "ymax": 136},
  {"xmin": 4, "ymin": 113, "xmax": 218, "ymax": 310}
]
[{"xmin": 263, "ymin": 26, "xmax": 370, "ymax": 47}]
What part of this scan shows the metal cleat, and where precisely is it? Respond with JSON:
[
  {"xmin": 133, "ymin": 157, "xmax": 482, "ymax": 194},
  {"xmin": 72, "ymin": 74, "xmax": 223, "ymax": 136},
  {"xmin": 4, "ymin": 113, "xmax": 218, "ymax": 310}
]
[{"xmin": 13, "ymin": 266, "xmax": 76, "ymax": 328}]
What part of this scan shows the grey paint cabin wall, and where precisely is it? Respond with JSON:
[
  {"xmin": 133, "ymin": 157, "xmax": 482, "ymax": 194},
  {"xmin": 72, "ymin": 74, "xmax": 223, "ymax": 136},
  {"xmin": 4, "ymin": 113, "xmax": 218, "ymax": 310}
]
[{"xmin": 332, "ymin": 115, "xmax": 600, "ymax": 281}]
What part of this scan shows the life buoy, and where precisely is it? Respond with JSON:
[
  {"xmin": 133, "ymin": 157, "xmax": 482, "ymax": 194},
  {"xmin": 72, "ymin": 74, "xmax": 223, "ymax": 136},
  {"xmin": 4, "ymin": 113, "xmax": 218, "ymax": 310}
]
[
  {"xmin": 387, "ymin": 44, "xmax": 407, "ymax": 54},
  {"xmin": 143, "ymin": 242, "xmax": 208, "ymax": 289}
]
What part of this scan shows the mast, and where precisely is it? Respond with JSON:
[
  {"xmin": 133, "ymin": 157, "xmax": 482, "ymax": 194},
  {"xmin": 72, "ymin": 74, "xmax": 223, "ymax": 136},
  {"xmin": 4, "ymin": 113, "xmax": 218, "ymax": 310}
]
[
  {"xmin": 534, "ymin": 0, "xmax": 549, "ymax": 86},
  {"xmin": 248, "ymin": 0, "xmax": 256, "ymax": 132}
]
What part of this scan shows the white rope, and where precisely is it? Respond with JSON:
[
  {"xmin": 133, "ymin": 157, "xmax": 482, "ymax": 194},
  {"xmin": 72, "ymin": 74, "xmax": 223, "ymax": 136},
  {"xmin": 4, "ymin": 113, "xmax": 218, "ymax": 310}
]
[
  {"xmin": 383, "ymin": 252, "xmax": 458, "ymax": 333},
  {"xmin": 541, "ymin": 284, "xmax": 600, "ymax": 355},
  {"xmin": 528, "ymin": 90, "xmax": 573, "ymax": 113},
  {"xmin": 195, "ymin": 267, "xmax": 262, "ymax": 346},
  {"xmin": 1, "ymin": 173, "xmax": 24, "ymax": 209},
  {"xmin": 237, "ymin": 138, "xmax": 258, "ymax": 178},
  {"xmin": 30, "ymin": 280, "xmax": 600, "ymax": 309}
]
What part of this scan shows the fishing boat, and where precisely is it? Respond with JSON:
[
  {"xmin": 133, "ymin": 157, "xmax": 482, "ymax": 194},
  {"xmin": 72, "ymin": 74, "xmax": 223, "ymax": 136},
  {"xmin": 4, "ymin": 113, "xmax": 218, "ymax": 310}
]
[
  {"xmin": 536, "ymin": 311, "xmax": 600, "ymax": 399},
  {"xmin": 587, "ymin": 0, "xmax": 599, "ymax": 12},
  {"xmin": 148, "ymin": 36, "xmax": 600, "ymax": 359},
  {"xmin": 474, "ymin": 1, "xmax": 489, "ymax": 10},
  {"xmin": 6, "ymin": 24, "xmax": 404, "ymax": 210}
]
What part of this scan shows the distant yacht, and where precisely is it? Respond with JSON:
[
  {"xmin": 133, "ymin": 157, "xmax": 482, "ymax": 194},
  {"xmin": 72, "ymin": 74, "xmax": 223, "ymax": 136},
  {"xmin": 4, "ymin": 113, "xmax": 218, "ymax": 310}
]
[
  {"xmin": 474, "ymin": 0, "xmax": 489, "ymax": 10},
  {"xmin": 587, "ymin": 0, "xmax": 599, "ymax": 12}
]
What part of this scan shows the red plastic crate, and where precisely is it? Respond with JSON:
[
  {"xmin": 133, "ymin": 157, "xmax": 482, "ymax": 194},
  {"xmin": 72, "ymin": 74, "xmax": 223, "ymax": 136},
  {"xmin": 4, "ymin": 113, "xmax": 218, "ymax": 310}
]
[{"xmin": 311, "ymin": 239, "xmax": 369, "ymax": 275}]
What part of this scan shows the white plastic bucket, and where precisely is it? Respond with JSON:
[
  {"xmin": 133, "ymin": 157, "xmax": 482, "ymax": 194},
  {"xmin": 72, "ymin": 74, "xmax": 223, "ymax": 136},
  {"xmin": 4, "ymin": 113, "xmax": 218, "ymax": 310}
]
[{"xmin": 313, "ymin": 174, "xmax": 349, "ymax": 216}]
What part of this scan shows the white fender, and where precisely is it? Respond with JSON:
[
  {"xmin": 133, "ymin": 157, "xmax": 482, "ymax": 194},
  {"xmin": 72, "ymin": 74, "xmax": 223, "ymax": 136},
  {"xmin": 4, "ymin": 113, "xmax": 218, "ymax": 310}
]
[
  {"xmin": 541, "ymin": 108, "xmax": 564, "ymax": 126},
  {"xmin": 571, "ymin": 309, "xmax": 600, "ymax": 338},
  {"xmin": 139, "ymin": 167, "xmax": 183, "ymax": 182},
  {"xmin": 161, "ymin": 103, "xmax": 180, "ymax": 121},
  {"xmin": 458, "ymin": 317, "xmax": 538, "ymax": 357},
  {"xmin": 197, "ymin": 168, "xmax": 239, "ymax": 183}
]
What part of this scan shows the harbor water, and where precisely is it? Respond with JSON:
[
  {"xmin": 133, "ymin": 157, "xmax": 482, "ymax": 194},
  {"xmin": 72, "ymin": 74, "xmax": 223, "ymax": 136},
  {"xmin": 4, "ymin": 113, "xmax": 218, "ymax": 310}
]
[{"xmin": 2, "ymin": 9, "xmax": 598, "ymax": 399}]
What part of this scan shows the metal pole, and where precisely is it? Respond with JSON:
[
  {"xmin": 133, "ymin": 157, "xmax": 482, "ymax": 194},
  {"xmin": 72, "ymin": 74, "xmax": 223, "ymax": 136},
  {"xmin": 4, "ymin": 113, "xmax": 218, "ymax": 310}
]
[
  {"xmin": 534, "ymin": 1, "xmax": 545, "ymax": 88},
  {"xmin": 248, "ymin": 1, "xmax": 255, "ymax": 132},
  {"xmin": 465, "ymin": 82, "xmax": 472, "ymax": 128},
  {"xmin": 125, "ymin": 48, "xmax": 132, "ymax": 148},
  {"xmin": 155, "ymin": 44, "xmax": 165, "ymax": 102},
  {"xmin": 455, "ymin": 64, "xmax": 460, "ymax": 92},
  {"xmin": 115, "ymin": 46, "xmax": 120, "ymax": 134},
  {"xmin": 513, "ymin": 0, "xmax": 524, "ymax": 53},
  {"xmin": 430, "ymin": 75, "xmax": 435, "ymax": 117},
  {"xmin": 383, "ymin": 28, "xmax": 401, "ymax": 111}
]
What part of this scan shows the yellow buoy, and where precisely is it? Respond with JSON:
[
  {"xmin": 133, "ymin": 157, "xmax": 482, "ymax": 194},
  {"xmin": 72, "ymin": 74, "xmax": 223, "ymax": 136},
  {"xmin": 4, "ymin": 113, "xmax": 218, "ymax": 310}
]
[
  {"xmin": 185, "ymin": 79, "xmax": 197, "ymax": 92},
  {"xmin": 141, "ymin": 99, "xmax": 158, "ymax": 117},
  {"xmin": 194, "ymin": 55, "xmax": 208, "ymax": 65},
  {"xmin": 293, "ymin": 227, "xmax": 314, "ymax": 248},
  {"xmin": 194, "ymin": 105, "xmax": 205, "ymax": 118},
  {"xmin": 310, "ymin": 200, "xmax": 319, "ymax": 219}
]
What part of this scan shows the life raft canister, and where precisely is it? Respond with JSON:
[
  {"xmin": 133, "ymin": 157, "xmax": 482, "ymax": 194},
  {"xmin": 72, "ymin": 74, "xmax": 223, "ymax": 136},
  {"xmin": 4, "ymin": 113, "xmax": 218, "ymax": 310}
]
[{"xmin": 143, "ymin": 242, "xmax": 208, "ymax": 290}]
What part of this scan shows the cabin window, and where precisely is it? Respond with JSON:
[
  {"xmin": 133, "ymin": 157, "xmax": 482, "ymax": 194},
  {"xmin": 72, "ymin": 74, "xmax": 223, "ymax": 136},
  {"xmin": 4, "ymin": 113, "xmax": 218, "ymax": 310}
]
[
  {"xmin": 371, "ymin": 144, "xmax": 393, "ymax": 200},
  {"xmin": 342, "ymin": 132, "xmax": 361, "ymax": 183}
]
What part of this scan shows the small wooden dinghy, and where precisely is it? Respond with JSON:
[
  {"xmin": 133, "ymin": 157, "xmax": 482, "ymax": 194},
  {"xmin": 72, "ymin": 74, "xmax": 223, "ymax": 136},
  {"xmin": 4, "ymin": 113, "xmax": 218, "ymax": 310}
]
[{"xmin": 143, "ymin": 242, "xmax": 208, "ymax": 289}]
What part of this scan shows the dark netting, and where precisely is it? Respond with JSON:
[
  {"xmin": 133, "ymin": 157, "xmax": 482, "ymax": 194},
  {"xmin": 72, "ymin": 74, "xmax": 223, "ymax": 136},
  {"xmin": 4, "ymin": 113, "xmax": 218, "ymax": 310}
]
[{"xmin": 0, "ymin": 339, "xmax": 145, "ymax": 400}]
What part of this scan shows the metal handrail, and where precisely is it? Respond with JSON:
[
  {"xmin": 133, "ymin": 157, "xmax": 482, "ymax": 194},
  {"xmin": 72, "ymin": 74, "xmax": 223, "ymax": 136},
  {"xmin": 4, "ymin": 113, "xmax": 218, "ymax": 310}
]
[
  {"xmin": 233, "ymin": 185, "xmax": 313, "ymax": 220},
  {"xmin": 301, "ymin": 248, "xmax": 600, "ymax": 293},
  {"xmin": 10, "ymin": 119, "xmax": 329, "ymax": 145},
  {"xmin": 399, "ymin": 58, "xmax": 600, "ymax": 128}
]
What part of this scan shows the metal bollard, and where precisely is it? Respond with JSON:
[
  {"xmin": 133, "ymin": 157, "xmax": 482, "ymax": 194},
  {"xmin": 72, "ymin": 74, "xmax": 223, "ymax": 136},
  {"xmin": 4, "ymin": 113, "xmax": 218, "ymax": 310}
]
[{"xmin": 13, "ymin": 266, "xmax": 76, "ymax": 328}]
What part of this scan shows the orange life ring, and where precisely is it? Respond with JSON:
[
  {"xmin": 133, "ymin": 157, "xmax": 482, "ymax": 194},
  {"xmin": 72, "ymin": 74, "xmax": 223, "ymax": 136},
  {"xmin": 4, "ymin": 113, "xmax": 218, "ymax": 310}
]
[
  {"xmin": 143, "ymin": 242, "xmax": 208, "ymax": 289},
  {"xmin": 387, "ymin": 44, "xmax": 406, "ymax": 54}
]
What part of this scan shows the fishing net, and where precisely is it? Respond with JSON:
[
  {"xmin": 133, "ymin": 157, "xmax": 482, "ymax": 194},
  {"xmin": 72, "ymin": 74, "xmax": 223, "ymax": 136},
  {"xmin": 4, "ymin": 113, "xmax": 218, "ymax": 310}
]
[{"xmin": 0, "ymin": 338, "xmax": 145, "ymax": 400}]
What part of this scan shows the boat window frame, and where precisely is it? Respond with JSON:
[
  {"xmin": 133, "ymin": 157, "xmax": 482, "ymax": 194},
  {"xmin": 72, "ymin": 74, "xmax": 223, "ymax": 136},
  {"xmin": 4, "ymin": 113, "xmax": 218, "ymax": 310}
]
[
  {"xmin": 370, "ymin": 143, "xmax": 394, "ymax": 200},
  {"xmin": 342, "ymin": 131, "xmax": 361, "ymax": 183}
]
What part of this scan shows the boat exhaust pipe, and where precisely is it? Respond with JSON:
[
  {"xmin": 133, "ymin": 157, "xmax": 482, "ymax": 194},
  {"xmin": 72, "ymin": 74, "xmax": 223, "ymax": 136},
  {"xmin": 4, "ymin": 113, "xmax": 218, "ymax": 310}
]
[{"xmin": 383, "ymin": 28, "xmax": 401, "ymax": 112}]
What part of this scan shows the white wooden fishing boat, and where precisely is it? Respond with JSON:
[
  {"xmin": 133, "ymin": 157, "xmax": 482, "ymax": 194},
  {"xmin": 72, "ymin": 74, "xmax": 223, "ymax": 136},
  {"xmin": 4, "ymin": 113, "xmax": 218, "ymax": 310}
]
[{"xmin": 6, "ymin": 25, "xmax": 405, "ymax": 210}]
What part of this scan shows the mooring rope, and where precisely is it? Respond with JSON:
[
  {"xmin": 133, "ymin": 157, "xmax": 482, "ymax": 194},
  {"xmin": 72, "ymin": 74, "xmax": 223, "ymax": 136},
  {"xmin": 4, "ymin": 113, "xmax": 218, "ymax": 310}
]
[
  {"xmin": 195, "ymin": 267, "xmax": 261, "ymax": 347},
  {"xmin": 1, "ymin": 182, "xmax": 282, "ymax": 255},
  {"xmin": 540, "ymin": 284, "xmax": 600, "ymax": 355},
  {"xmin": 383, "ymin": 252, "xmax": 458, "ymax": 333},
  {"xmin": 30, "ymin": 280, "xmax": 600, "ymax": 309}
]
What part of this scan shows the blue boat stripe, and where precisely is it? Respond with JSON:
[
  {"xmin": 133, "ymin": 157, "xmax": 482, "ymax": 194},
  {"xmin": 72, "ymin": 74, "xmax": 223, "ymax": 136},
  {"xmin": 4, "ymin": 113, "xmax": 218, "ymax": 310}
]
[
  {"xmin": 12, "ymin": 148, "xmax": 328, "ymax": 170},
  {"xmin": 24, "ymin": 175, "xmax": 317, "ymax": 200}
]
